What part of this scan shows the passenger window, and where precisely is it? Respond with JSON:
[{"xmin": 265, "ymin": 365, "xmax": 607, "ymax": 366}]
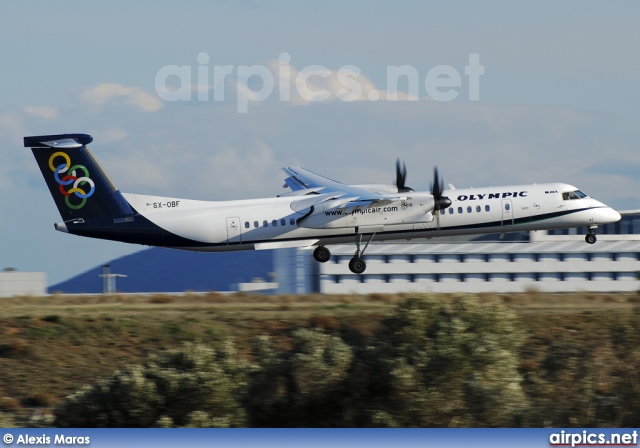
[
  {"xmin": 505, "ymin": 203, "xmax": 510, "ymax": 211},
  {"xmin": 244, "ymin": 222, "xmax": 250, "ymax": 229},
  {"xmin": 290, "ymin": 218, "xmax": 295, "ymax": 225},
  {"xmin": 476, "ymin": 205, "xmax": 481, "ymax": 212},
  {"xmin": 272, "ymin": 219, "xmax": 277, "ymax": 227},
  {"xmin": 254, "ymin": 221, "xmax": 259, "ymax": 228},
  {"xmin": 263, "ymin": 220, "xmax": 268, "ymax": 227},
  {"xmin": 485, "ymin": 205, "xmax": 490, "ymax": 212},
  {"xmin": 458, "ymin": 207, "xmax": 463, "ymax": 214},
  {"xmin": 448, "ymin": 208, "xmax": 453, "ymax": 214},
  {"xmin": 467, "ymin": 206, "xmax": 472, "ymax": 213},
  {"xmin": 281, "ymin": 218, "xmax": 286, "ymax": 226}
]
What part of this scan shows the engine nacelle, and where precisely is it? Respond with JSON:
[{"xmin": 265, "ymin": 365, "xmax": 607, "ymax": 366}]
[
  {"xmin": 350, "ymin": 184, "xmax": 400, "ymax": 194},
  {"xmin": 299, "ymin": 193, "xmax": 435, "ymax": 229}
]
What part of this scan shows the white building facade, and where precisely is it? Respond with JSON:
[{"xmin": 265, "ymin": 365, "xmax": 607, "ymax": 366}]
[
  {"xmin": 0, "ymin": 270, "xmax": 47, "ymax": 298},
  {"xmin": 315, "ymin": 240, "xmax": 640, "ymax": 294},
  {"xmin": 275, "ymin": 215, "xmax": 640, "ymax": 294}
]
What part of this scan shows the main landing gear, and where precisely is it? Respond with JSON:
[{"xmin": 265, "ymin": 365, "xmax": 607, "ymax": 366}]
[
  {"xmin": 348, "ymin": 230, "xmax": 376, "ymax": 274},
  {"xmin": 312, "ymin": 230, "xmax": 376, "ymax": 274},
  {"xmin": 313, "ymin": 246, "xmax": 331, "ymax": 263},
  {"xmin": 585, "ymin": 226, "xmax": 597, "ymax": 244}
]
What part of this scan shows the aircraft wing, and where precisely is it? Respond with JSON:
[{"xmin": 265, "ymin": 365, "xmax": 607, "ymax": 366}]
[{"xmin": 282, "ymin": 166, "xmax": 399, "ymax": 210}]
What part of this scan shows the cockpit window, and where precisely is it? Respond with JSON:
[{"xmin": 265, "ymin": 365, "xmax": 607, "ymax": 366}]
[{"xmin": 562, "ymin": 190, "xmax": 588, "ymax": 200}]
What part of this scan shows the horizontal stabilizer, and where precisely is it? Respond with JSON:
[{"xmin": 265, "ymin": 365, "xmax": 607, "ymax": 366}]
[{"xmin": 24, "ymin": 134, "xmax": 93, "ymax": 148}]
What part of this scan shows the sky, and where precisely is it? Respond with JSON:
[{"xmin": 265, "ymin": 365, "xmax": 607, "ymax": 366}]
[{"xmin": 1, "ymin": 1, "xmax": 639, "ymax": 285}]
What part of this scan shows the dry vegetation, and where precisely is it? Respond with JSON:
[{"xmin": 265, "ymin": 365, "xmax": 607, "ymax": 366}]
[{"xmin": 1, "ymin": 291, "xmax": 639, "ymax": 427}]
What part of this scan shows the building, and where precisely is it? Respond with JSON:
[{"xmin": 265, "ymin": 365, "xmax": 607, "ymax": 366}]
[
  {"xmin": 0, "ymin": 269, "xmax": 47, "ymax": 298},
  {"xmin": 276, "ymin": 213, "xmax": 640, "ymax": 294}
]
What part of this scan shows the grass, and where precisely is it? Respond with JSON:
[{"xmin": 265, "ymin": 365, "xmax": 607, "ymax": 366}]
[{"xmin": 0, "ymin": 291, "xmax": 638, "ymax": 425}]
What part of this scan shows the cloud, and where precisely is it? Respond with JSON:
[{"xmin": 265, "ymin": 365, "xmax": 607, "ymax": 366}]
[
  {"xmin": 242, "ymin": 60, "xmax": 421, "ymax": 106},
  {"xmin": 22, "ymin": 105, "xmax": 59, "ymax": 120},
  {"xmin": 201, "ymin": 139, "xmax": 280, "ymax": 197},
  {"xmin": 79, "ymin": 83, "xmax": 162, "ymax": 112},
  {"xmin": 103, "ymin": 137, "xmax": 281, "ymax": 201}
]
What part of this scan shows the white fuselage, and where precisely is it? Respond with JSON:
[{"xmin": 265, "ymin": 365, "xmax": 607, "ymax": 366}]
[{"xmin": 121, "ymin": 182, "xmax": 621, "ymax": 252}]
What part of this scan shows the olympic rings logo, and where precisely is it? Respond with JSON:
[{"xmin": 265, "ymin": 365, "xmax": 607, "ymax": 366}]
[{"xmin": 48, "ymin": 152, "xmax": 95, "ymax": 210}]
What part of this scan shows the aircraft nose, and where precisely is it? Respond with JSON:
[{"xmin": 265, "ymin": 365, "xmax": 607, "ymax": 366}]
[{"xmin": 599, "ymin": 207, "xmax": 621, "ymax": 224}]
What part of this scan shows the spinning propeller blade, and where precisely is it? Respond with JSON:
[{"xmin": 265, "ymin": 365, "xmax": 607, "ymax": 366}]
[
  {"xmin": 394, "ymin": 160, "xmax": 452, "ymax": 229},
  {"xmin": 395, "ymin": 159, "xmax": 414, "ymax": 193},
  {"xmin": 430, "ymin": 166, "xmax": 452, "ymax": 229}
]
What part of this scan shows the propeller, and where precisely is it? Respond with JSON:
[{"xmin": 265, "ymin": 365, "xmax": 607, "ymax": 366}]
[
  {"xmin": 395, "ymin": 160, "xmax": 451, "ymax": 227},
  {"xmin": 430, "ymin": 166, "xmax": 452, "ymax": 229},
  {"xmin": 395, "ymin": 159, "xmax": 414, "ymax": 193}
]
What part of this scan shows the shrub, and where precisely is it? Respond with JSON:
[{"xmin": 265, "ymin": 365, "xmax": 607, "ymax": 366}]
[
  {"xmin": 347, "ymin": 296, "xmax": 529, "ymax": 427},
  {"xmin": 308, "ymin": 315, "xmax": 340, "ymax": 331},
  {"xmin": 246, "ymin": 329, "xmax": 353, "ymax": 426},
  {"xmin": 0, "ymin": 397, "xmax": 21, "ymax": 412},
  {"xmin": 148, "ymin": 296, "xmax": 174, "ymax": 304},
  {"xmin": 55, "ymin": 342, "xmax": 248, "ymax": 427},
  {"xmin": 23, "ymin": 393, "xmax": 54, "ymax": 407},
  {"xmin": 0, "ymin": 339, "xmax": 30, "ymax": 358}
]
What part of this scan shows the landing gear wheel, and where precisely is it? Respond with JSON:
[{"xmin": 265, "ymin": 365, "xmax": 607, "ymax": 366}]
[
  {"xmin": 348, "ymin": 257, "xmax": 367, "ymax": 274},
  {"xmin": 585, "ymin": 234, "xmax": 597, "ymax": 244},
  {"xmin": 313, "ymin": 246, "xmax": 331, "ymax": 263}
]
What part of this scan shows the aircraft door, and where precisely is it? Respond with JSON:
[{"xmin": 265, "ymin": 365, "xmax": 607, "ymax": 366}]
[
  {"xmin": 226, "ymin": 217, "xmax": 242, "ymax": 244},
  {"xmin": 501, "ymin": 199, "xmax": 513, "ymax": 226}
]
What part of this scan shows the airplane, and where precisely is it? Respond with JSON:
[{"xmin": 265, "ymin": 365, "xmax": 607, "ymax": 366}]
[{"xmin": 24, "ymin": 133, "xmax": 622, "ymax": 274}]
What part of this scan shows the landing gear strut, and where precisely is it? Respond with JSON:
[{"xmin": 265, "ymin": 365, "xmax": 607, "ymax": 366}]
[
  {"xmin": 349, "ymin": 229, "xmax": 376, "ymax": 274},
  {"xmin": 585, "ymin": 226, "xmax": 597, "ymax": 245},
  {"xmin": 313, "ymin": 246, "xmax": 331, "ymax": 263}
]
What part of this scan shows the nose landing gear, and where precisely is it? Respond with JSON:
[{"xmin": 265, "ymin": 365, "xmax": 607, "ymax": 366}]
[{"xmin": 585, "ymin": 226, "xmax": 597, "ymax": 244}]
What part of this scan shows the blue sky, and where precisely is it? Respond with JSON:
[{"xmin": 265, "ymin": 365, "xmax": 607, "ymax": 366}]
[{"xmin": 1, "ymin": 1, "xmax": 639, "ymax": 285}]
